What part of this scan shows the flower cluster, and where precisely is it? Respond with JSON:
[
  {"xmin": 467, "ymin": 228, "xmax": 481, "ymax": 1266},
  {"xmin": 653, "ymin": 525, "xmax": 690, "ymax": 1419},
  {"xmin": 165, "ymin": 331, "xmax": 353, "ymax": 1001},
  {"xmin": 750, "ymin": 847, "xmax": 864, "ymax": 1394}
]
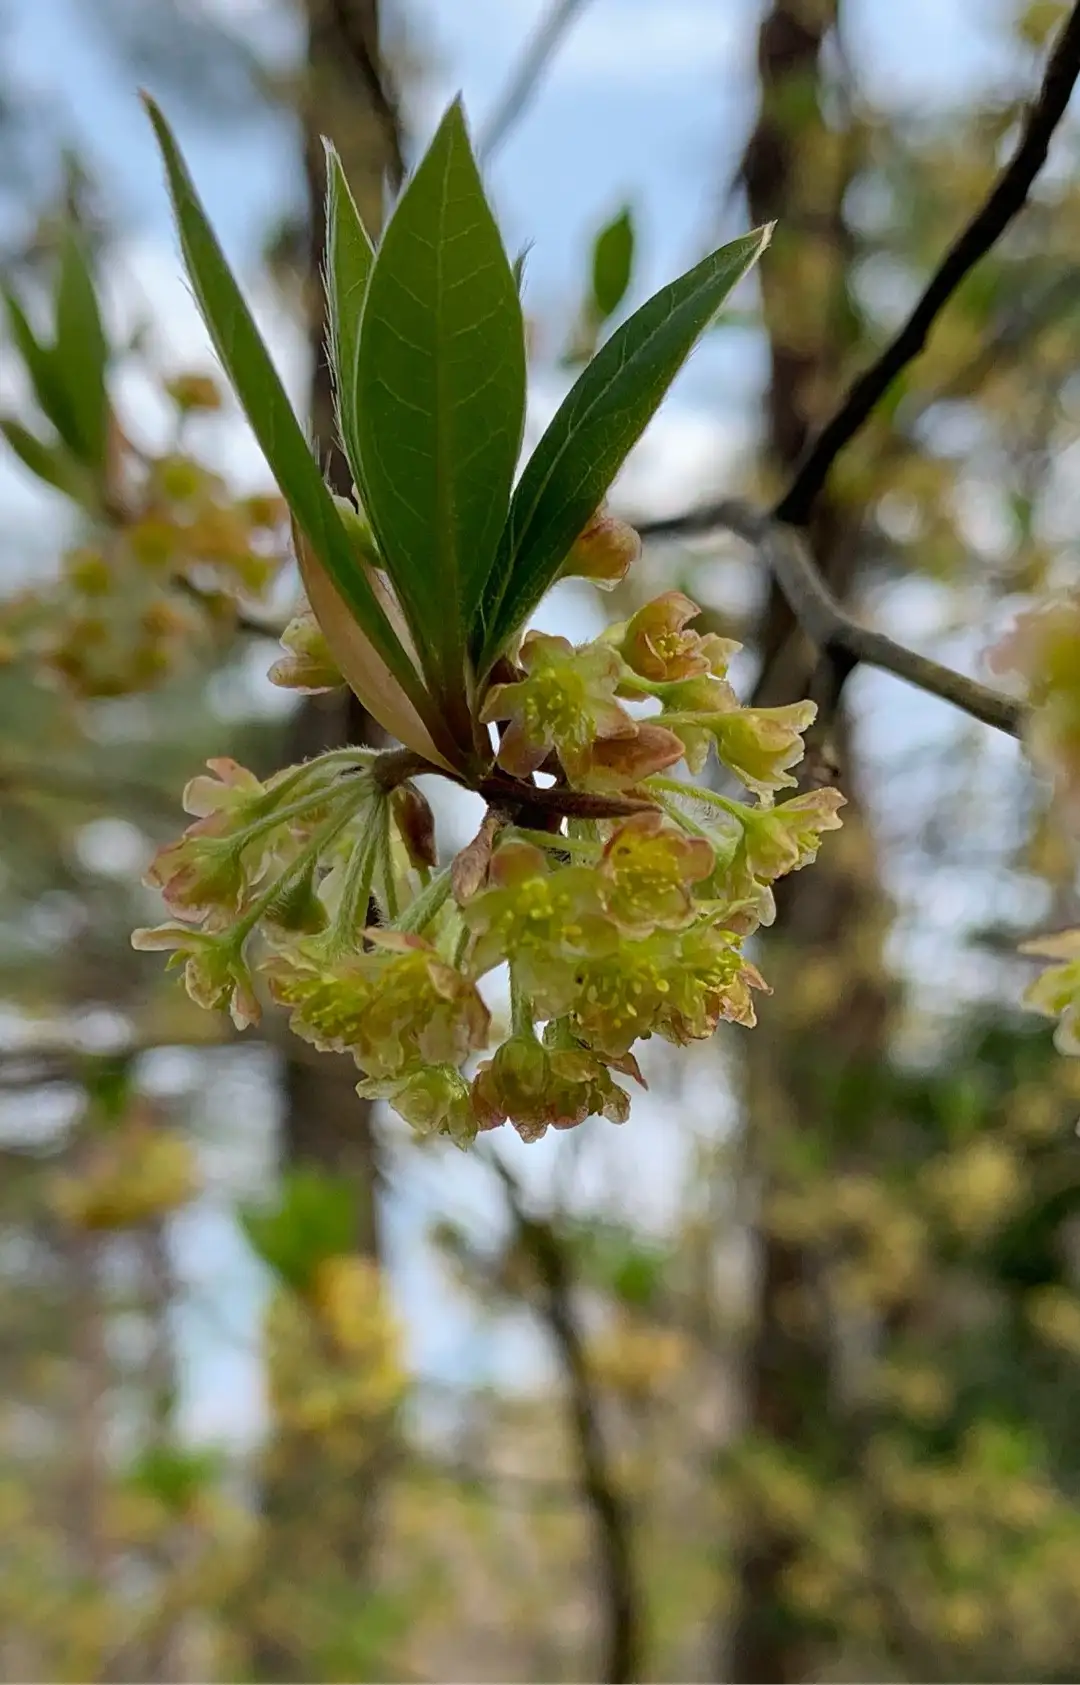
[
  {"xmin": 18, "ymin": 372, "xmax": 288, "ymax": 698},
  {"xmin": 133, "ymin": 518, "xmax": 845, "ymax": 1144}
]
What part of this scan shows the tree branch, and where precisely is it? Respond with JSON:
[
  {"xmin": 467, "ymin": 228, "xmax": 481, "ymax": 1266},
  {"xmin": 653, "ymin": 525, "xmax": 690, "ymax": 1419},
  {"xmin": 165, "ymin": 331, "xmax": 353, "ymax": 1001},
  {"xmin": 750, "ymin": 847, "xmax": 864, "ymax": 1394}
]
[
  {"xmin": 777, "ymin": 0, "xmax": 1080, "ymax": 525},
  {"xmin": 642, "ymin": 499, "xmax": 1023, "ymax": 738},
  {"xmin": 635, "ymin": 5, "xmax": 1080, "ymax": 740},
  {"xmin": 322, "ymin": 0, "xmax": 405, "ymax": 190},
  {"xmin": 477, "ymin": 0, "xmax": 594, "ymax": 165},
  {"xmin": 493, "ymin": 1160, "xmax": 644, "ymax": 1685}
]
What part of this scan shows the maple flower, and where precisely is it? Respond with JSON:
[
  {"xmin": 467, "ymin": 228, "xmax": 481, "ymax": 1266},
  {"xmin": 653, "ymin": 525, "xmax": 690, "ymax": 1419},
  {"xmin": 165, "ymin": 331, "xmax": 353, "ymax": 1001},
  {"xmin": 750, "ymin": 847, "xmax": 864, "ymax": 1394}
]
[
  {"xmin": 673, "ymin": 700, "xmax": 817, "ymax": 795},
  {"xmin": 598, "ymin": 811, "xmax": 714, "ymax": 931},
  {"xmin": 181, "ymin": 756, "xmax": 268, "ymax": 824},
  {"xmin": 569, "ymin": 920, "xmax": 766, "ymax": 1055},
  {"xmin": 573, "ymin": 721, "xmax": 686, "ymax": 792},
  {"xmin": 265, "ymin": 951, "xmax": 374, "ymax": 1053},
  {"xmin": 267, "ymin": 603, "xmax": 344, "ymax": 694},
  {"xmin": 653, "ymin": 921, "xmax": 768, "ymax": 1044},
  {"xmin": 567, "ymin": 929, "xmax": 680, "ymax": 1055},
  {"xmin": 1020, "ymin": 929, "xmax": 1080, "ymax": 1054},
  {"xmin": 729, "ymin": 788, "xmax": 847, "ymax": 882},
  {"xmin": 615, "ymin": 591, "xmax": 741, "ymax": 685},
  {"xmin": 471, "ymin": 1028, "xmax": 641, "ymax": 1142},
  {"xmin": 989, "ymin": 598, "xmax": 1080, "ymax": 822},
  {"xmin": 143, "ymin": 758, "xmax": 318, "ymax": 924},
  {"xmin": 143, "ymin": 829, "xmax": 249, "ymax": 926},
  {"xmin": 463, "ymin": 841, "xmax": 617, "ymax": 1002},
  {"xmin": 480, "ymin": 631, "xmax": 636, "ymax": 778},
  {"xmin": 269, "ymin": 932, "xmax": 490, "ymax": 1080},
  {"xmin": 358, "ymin": 1063, "xmax": 479, "ymax": 1145},
  {"xmin": 130, "ymin": 924, "xmax": 260, "ymax": 1028}
]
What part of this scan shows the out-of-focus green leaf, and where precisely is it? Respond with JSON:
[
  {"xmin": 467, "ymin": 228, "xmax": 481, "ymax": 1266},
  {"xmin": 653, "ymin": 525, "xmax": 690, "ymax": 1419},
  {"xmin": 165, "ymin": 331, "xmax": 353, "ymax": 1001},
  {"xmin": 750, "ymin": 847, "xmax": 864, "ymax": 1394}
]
[
  {"xmin": 1, "ymin": 288, "xmax": 84, "ymax": 459},
  {"xmin": 591, "ymin": 204, "xmax": 635, "ymax": 324},
  {"xmin": 53, "ymin": 230, "xmax": 109, "ymax": 469},
  {"xmin": 238, "ymin": 1168, "xmax": 356, "ymax": 1294},
  {"xmin": 0, "ymin": 417, "xmax": 95, "ymax": 503}
]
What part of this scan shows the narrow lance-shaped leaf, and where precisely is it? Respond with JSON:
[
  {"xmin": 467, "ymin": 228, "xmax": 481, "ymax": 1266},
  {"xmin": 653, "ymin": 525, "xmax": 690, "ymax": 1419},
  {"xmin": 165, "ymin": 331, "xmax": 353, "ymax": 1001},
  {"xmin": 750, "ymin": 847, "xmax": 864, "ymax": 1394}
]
[
  {"xmin": 54, "ymin": 230, "xmax": 110, "ymax": 470},
  {"xmin": 323, "ymin": 141, "xmax": 374, "ymax": 501},
  {"xmin": 354, "ymin": 98, "xmax": 526, "ymax": 713},
  {"xmin": 477, "ymin": 224, "xmax": 772, "ymax": 674},
  {"xmin": 294, "ymin": 526, "xmax": 455, "ymax": 771},
  {"xmin": 141, "ymin": 95, "xmax": 457, "ymax": 765},
  {"xmin": 0, "ymin": 418, "xmax": 97, "ymax": 504},
  {"xmin": 1, "ymin": 288, "xmax": 84, "ymax": 462}
]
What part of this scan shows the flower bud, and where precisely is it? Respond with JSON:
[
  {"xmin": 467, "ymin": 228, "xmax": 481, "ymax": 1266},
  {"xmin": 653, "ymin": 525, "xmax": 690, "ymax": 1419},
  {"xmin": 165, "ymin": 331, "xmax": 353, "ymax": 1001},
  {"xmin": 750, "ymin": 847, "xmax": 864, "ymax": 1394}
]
[
  {"xmin": 392, "ymin": 783, "xmax": 438, "ymax": 871},
  {"xmin": 165, "ymin": 372, "xmax": 222, "ymax": 413},
  {"xmin": 268, "ymin": 604, "xmax": 344, "ymax": 694},
  {"xmin": 561, "ymin": 508, "xmax": 641, "ymax": 590}
]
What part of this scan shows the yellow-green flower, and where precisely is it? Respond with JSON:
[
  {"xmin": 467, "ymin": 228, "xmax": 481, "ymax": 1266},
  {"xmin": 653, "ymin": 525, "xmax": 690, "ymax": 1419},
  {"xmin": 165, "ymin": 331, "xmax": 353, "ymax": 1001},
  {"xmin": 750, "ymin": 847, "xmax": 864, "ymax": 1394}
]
[
  {"xmin": 268, "ymin": 932, "xmax": 490, "ymax": 1079},
  {"xmin": 143, "ymin": 829, "xmax": 248, "ymax": 926},
  {"xmin": 131, "ymin": 923, "xmax": 260, "ymax": 1028},
  {"xmin": 463, "ymin": 841, "xmax": 616, "ymax": 985},
  {"xmin": 598, "ymin": 811, "xmax": 714, "ymax": 931},
  {"xmin": 481, "ymin": 631, "xmax": 636, "ymax": 778},
  {"xmin": 1021, "ymin": 929, "xmax": 1080, "ymax": 1054},
  {"xmin": 359, "ymin": 1064, "xmax": 478, "ymax": 1144},
  {"xmin": 267, "ymin": 603, "xmax": 344, "ymax": 694},
  {"xmin": 614, "ymin": 591, "xmax": 740, "ymax": 685},
  {"xmin": 471, "ymin": 1029, "xmax": 640, "ymax": 1141},
  {"xmin": 653, "ymin": 921, "xmax": 767, "ymax": 1044},
  {"xmin": 569, "ymin": 920, "xmax": 766, "ymax": 1054},
  {"xmin": 673, "ymin": 700, "xmax": 816, "ymax": 795}
]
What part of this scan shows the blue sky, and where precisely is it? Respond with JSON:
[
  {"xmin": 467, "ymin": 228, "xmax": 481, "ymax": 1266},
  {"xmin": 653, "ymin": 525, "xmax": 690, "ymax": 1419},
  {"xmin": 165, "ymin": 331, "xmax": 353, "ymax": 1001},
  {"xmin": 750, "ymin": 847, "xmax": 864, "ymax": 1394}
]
[{"xmin": 0, "ymin": 0, "xmax": 1040, "ymax": 1442}]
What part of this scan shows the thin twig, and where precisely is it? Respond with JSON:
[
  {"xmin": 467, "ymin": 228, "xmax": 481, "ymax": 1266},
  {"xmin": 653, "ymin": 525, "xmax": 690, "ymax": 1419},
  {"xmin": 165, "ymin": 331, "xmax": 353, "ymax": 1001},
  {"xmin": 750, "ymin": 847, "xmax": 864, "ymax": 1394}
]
[
  {"xmin": 175, "ymin": 575, "xmax": 286, "ymax": 642},
  {"xmin": 638, "ymin": 0, "xmax": 1080, "ymax": 545},
  {"xmin": 371, "ymin": 746, "xmax": 659, "ymax": 819},
  {"xmin": 477, "ymin": 0, "xmax": 594, "ymax": 165},
  {"xmin": 0, "ymin": 763, "xmax": 187, "ymax": 819},
  {"xmin": 642, "ymin": 499, "xmax": 1023, "ymax": 738},
  {"xmin": 777, "ymin": 0, "xmax": 1080, "ymax": 524},
  {"xmin": 492, "ymin": 1158, "xmax": 644, "ymax": 1685},
  {"xmin": 634, "ymin": 4, "xmax": 1080, "ymax": 739}
]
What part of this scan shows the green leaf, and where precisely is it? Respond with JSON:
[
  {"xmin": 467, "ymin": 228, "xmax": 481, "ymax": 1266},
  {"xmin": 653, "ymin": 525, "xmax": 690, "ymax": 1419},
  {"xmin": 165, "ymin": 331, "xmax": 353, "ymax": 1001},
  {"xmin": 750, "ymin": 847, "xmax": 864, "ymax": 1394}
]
[
  {"xmin": 477, "ymin": 225, "xmax": 771, "ymax": 672},
  {"xmin": 1, "ymin": 288, "xmax": 84, "ymax": 460},
  {"xmin": 591, "ymin": 204, "xmax": 635, "ymax": 324},
  {"xmin": 323, "ymin": 140, "xmax": 375, "ymax": 499},
  {"xmin": 238, "ymin": 1169, "xmax": 356, "ymax": 1294},
  {"xmin": 0, "ymin": 417, "xmax": 96, "ymax": 503},
  {"xmin": 354, "ymin": 98, "xmax": 526, "ymax": 707},
  {"xmin": 141, "ymin": 95, "xmax": 451, "ymax": 756},
  {"xmin": 53, "ymin": 230, "xmax": 110, "ymax": 469}
]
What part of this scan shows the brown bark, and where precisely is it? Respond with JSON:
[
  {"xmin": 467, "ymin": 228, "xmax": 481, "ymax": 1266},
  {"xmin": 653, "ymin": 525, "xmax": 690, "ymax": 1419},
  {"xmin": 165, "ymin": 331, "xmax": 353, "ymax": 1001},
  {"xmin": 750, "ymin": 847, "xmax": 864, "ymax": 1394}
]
[
  {"xmin": 724, "ymin": 4, "xmax": 893, "ymax": 1680},
  {"xmin": 278, "ymin": 0, "xmax": 393, "ymax": 1262},
  {"xmin": 246, "ymin": 7, "xmax": 397, "ymax": 1677}
]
